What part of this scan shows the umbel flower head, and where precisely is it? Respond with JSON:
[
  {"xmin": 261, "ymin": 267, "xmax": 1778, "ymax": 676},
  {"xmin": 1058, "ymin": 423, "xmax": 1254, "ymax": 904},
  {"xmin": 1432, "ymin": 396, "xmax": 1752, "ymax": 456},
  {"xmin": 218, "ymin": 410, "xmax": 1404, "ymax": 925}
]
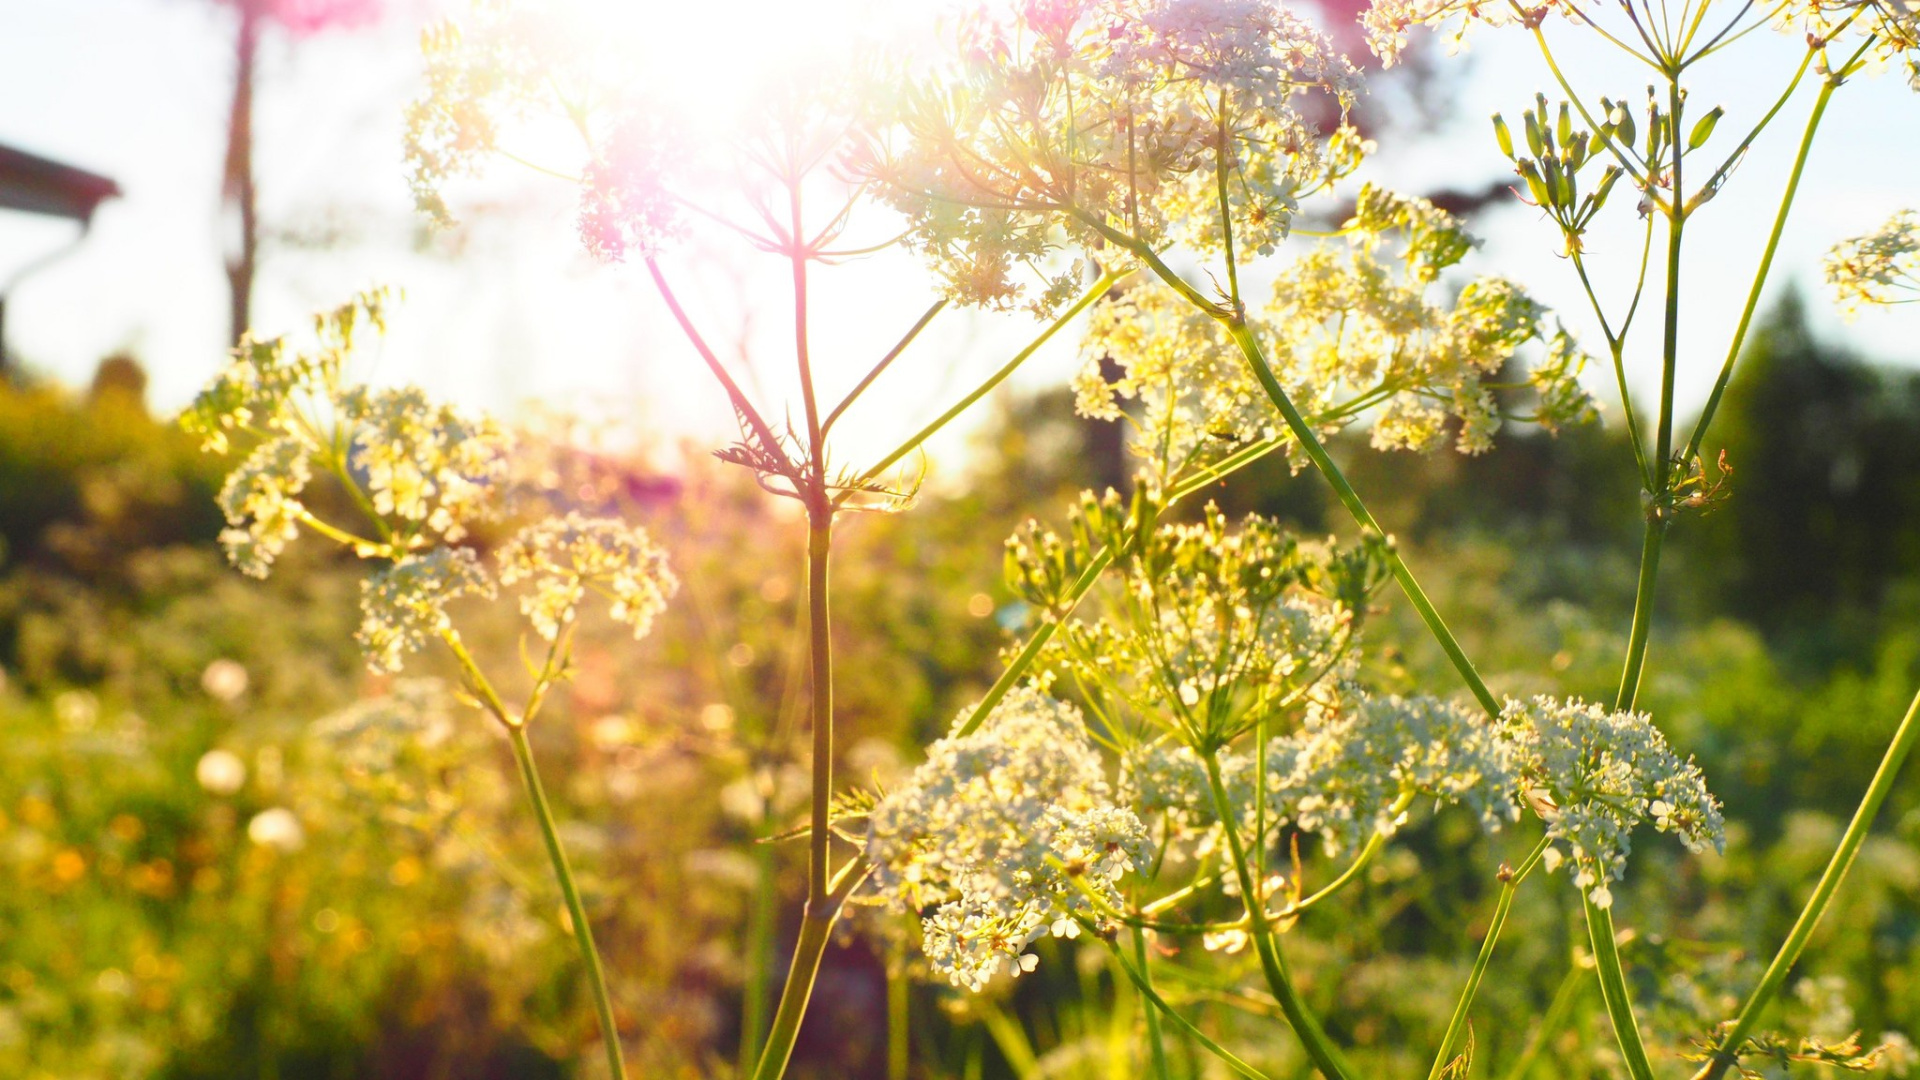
[
  {"xmin": 1075, "ymin": 183, "xmax": 1595, "ymax": 474},
  {"xmin": 183, "ymin": 291, "xmax": 677, "ymax": 674},
  {"xmin": 1501, "ymin": 695, "xmax": 1725, "ymax": 908},
  {"xmin": 184, "ymin": 291, "xmax": 518, "ymax": 578},
  {"xmin": 497, "ymin": 511, "xmax": 678, "ymax": 641},
  {"xmin": 1825, "ymin": 210, "xmax": 1920, "ymax": 317},
  {"xmin": 865, "ymin": 685, "xmax": 1150, "ymax": 991},
  {"xmin": 858, "ymin": 0, "xmax": 1364, "ymax": 313},
  {"xmin": 1271, "ymin": 692, "xmax": 1524, "ymax": 856},
  {"xmin": 406, "ymin": 0, "xmax": 684, "ymax": 255},
  {"xmin": 1038, "ymin": 506, "xmax": 1372, "ymax": 750}
]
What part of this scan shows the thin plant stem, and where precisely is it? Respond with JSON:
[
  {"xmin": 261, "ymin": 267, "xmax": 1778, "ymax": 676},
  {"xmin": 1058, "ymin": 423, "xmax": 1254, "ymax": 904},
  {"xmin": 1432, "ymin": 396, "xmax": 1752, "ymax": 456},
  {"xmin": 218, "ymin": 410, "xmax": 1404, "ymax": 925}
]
[
  {"xmin": 749, "ymin": 855, "xmax": 871, "ymax": 1080},
  {"xmin": 644, "ymin": 257, "xmax": 785, "ymax": 462},
  {"xmin": 1502, "ymin": 960, "xmax": 1587, "ymax": 1080},
  {"xmin": 1691, "ymin": 687, "xmax": 1920, "ymax": 1080},
  {"xmin": 1584, "ymin": 894, "xmax": 1656, "ymax": 1080},
  {"xmin": 739, "ymin": 835, "xmax": 777, "ymax": 1073},
  {"xmin": 1202, "ymin": 749, "xmax": 1356, "ymax": 1080},
  {"xmin": 822, "ymin": 298, "xmax": 947, "ymax": 435},
  {"xmin": 856, "ymin": 268, "xmax": 1124, "ymax": 487},
  {"xmin": 1428, "ymin": 835, "xmax": 1553, "ymax": 1080},
  {"xmin": 438, "ymin": 631, "xmax": 627, "ymax": 1080},
  {"xmin": 1682, "ymin": 64, "xmax": 1842, "ymax": 465},
  {"xmin": 1613, "ymin": 76, "xmax": 1689, "ymax": 716},
  {"xmin": 506, "ymin": 723, "xmax": 628, "ymax": 1080},
  {"xmin": 1134, "ymin": 925, "xmax": 1173, "ymax": 1080},
  {"xmin": 1614, "ymin": 517, "xmax": 1667, "ymax": 712},
  {"xmin": 977, "ymin": 998, "xmax": 1041, "ymax": 1079},
  {"xmin": 1224, "ymin": 320, "xmax": 1501, "ymax": 716},
  {"xmin": 803, "ymin": 517, "xmax": 833, "ymax": 906},
  {"xmin": 1102, "ymin": 933, "xmax": 1276, "ymax": 1080},
  {"xmin": 888, "ymin": 941, "xmax": 911, "ymax": 1080}
]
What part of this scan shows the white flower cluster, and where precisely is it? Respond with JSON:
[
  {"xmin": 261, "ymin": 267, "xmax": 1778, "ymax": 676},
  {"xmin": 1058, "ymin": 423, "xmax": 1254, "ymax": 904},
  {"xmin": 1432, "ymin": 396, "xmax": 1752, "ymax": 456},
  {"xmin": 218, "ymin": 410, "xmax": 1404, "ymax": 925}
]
[
  {"xmin": 865, "ymin": 686, "xmax": 1151, "ymax": 991},
  {"xmin": 1056, "ymin": 508, "xmax": 1358, "ymax": 748},
  {"xmin": 861, "ymin": 0, "xmax": 1363, "ymax": 312},
  {"xmin": 339, "ymin": 386, "xmax": 514, "ymax": 543},
  {"xmin": 1272, "ymin": 693, "xmax": 1523, "ymax": 857},
  {"xmin": 1825, "ymin": 210, "xmax": 1919, "ymax": 318},
  {"xmin": 1121, "ymin": 740, "xmax": 1259, "ymax": 835},
  {"xmin": 1359, "ymin": 0, "xmax": 1535, "ymax": 68},
  {"xmin": 406, "ymin": 0, "xmax": 685, "ymax": 252},
  {"xmin": 357, "ymin": 548, "xmax": 496, "ymax": 674},
  {"xmin": 185, "ymin": 293, "xmax": 677, "ymax": 675},
  {"xmin": 496, "ymin": 512, "xmax": 679, "ymax": 641},
  {"xmin": 1501, "ymin": 696, "xmax": 1725, "ymax": 908},
  {"xmin": 1777, "ymin": 0, "xmax": 1920, "ymax": 90},
  {"xmin": 185, "ymin": 293, "xmax": 516, "ymax": 578},
  {"xmin": 1075, "ymin": 185, "xmax": 1590, "ymax": 471},
  {"xmin": 217, "ymin": 436, "xmax": 314, "ymax": 578}
]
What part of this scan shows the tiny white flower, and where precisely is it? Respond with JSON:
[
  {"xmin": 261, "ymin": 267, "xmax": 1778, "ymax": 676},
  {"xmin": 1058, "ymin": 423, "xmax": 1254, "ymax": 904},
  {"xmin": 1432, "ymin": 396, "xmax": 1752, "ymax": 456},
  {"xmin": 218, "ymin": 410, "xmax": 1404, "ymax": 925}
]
[
  {"xmin": 195, "ymin": 749, "xmax": 248, "ymax": 796},
  {"xmin": 247, "ymin": 807, "xmax": 305, "ymax": 853}
]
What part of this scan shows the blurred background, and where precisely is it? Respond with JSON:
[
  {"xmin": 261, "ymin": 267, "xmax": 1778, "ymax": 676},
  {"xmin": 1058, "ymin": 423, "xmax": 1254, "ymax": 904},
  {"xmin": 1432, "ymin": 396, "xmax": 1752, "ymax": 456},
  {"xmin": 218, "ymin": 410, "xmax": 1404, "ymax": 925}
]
[{"xmin": 1, "ymin": 1, "xmax": 1918, "ymax": 1077}]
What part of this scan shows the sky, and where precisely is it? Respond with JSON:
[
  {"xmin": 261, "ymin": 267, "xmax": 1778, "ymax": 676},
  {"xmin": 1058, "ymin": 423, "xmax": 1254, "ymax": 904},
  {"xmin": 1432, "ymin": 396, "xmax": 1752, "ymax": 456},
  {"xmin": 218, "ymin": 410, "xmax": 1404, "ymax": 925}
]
[{"xmin": 1, "ymin": 0, "xmax": 1916, "ymax": 478}]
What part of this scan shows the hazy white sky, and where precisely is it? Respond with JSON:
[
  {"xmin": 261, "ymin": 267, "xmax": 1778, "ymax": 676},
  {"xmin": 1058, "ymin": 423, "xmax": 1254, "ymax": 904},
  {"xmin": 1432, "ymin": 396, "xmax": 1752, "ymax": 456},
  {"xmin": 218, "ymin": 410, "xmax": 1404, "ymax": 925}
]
[{"xmin": 1, "ymin": 0, "xmax": 1916, "ymax": 474}]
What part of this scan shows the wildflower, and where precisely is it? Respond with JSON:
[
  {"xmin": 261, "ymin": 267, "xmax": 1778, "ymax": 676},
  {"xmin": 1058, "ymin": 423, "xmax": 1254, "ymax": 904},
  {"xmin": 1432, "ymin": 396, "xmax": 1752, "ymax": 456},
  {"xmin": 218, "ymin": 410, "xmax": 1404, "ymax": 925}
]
[
  {"xmin": 578, "ymin": 108, "xmax": 683, "ymax": 262},
  {"xmin": 201, "ymin": 659, "xmax": 250, "ymax": 703},
  {"xmin": 216, "ymin": 437, "xmax": 313, "ymax": 577},
  {"xmin": 406, "ymin": 0, "xmax": 685, "ymax": 243},
  {"xmin": 496, "ymin": 512, "xmax": 678, "ymax": 641},
  {"xmin": 1120, "ymin": 740, "xmax": 1259, "ymax": 836},
  {"xmin": 247, "ymin": 808, "xmax": 306, "ymax": 853},
  {"xmin": 862, "ymin": 0, "xmax": 1360, "ymax": 312},
  {"xmin": 338, "ymin": 386, "xmax": 515, "ymax": 543},
  {"xmin": 1053, "ymin": 507, "xmax": 1360, "ymax": 747},
  {"xmin": 1271, "ymin": 693, "xmax": 1523, "ymax": 856},
  {"xmin": 357, "ymin": 548, "xmax": 497, "ymax": 673},
  {"xmin": 1501, "ymin": 695, "xmax": 1725, "ymax": 907},
  {"xmin": 865, "ymin": 685, "xmax": 1150, "ymax": 990},
  {"xmin": 1077, "ymin": 187, "xmax": 1590, "ymax": 473},
  {"xmin": 1825, "ymin": 210, "xmax": 1920, "ymax": 318},
  {"xmin": 1774, "ymin": 0, "xmax": 1920, "ymax": 90},
  {"xmin": 195, "ymin": 749, "xmax": 248, "ymax": 796}
]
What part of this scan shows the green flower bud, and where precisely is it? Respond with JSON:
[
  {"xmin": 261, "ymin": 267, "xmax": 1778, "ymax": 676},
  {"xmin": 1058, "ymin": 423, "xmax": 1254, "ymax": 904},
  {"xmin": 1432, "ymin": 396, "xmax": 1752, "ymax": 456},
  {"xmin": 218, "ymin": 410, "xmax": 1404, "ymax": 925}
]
[
  {"xmin": 1492, "ymin": 113, "xmax": 1515, "ymax": 158},
  {"xmin": 1687, "ymin": 105, "xmax": 1724, "ymax": 150}
]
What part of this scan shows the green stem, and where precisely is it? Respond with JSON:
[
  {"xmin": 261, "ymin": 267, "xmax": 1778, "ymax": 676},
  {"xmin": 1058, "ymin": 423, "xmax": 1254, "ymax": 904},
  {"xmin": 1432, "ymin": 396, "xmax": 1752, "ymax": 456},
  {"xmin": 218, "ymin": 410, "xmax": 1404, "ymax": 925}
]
[
  {"xmin": 738, "ymin": 822, "xmax": 778, "ymax": 1074},
  {"xmin": 1134, "ymin": 925, "xmax": 1172, "ymax": 1080},
  {"xmin": 1681, "ymin": 72, "xmax": 1838, "ymax": 465},
  {"xmin": 1429, "ymin": 836, "xmax": 1552, "ymax": 1080},
  {"xmin": 1224, "ymin": 320, "xmax": 1500, "ymax": 716},
  {"xmin": 438, "ymin": 630, "xmax": 626, "ymax": 1079},
  {"xmin": 506, "ymin": 723, "xmax": 628, "ymax": 1080},
  {"xmin": 1201, "ymin": 749, "xmax": 1356, "ymax": 1080},
  {"xmin": 1691, "ymin": 687, "xmax": 1920, "ymax": 1080},
  {"xmin": 952, "ymin": 432, "xmax": 1290, "ymax": 739},
  {"xmin": 857, "ymin": 268, "xmax": 1123, "ymax": 487},
  {"xmin": 1614, "ymin": 518, "xmax": 1667, "ymax": 713},
  {"xmin": 1103, "ymin": 935, "xmax": 1275, "ymax": 1080},
  {"xmin": 1613, "ymin": 77, "xmax": 1689, "ymax": 715},
  {"xmin": 749, "ymin": 857, "xmax": 870, "ymax": 1080},
  {"xmin": 1583, "ymin": 893, "xmax": 1656, "ymax": 1080},
  {"xmin": 804, "ymin": 516, "xmax": 833, "ymax": 907},
  {"xmin": 748, "ymin": 507, "xmax": 843, "ymax": 1080}
]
